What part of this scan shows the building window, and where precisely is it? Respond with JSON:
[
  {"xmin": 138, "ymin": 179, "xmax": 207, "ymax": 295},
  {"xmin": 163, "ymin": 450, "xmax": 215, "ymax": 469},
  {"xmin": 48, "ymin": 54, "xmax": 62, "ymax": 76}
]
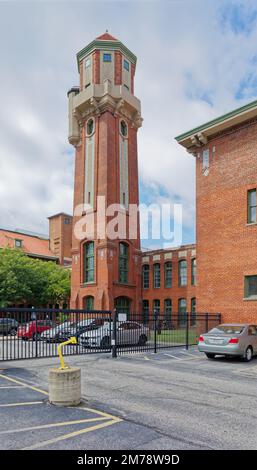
[
  {"xmin": 83, "ymin": 296, "xmax": 94, "ymax": 310},
  {"xmin": 191, "ymin": 258, "xmax": 196, "ymax": 285},
  {"xmin": 164, "ymin": 299, "xmax": 172, "ymax": 326},
  {"xmin": 245, "ymin": 276, "xmax": 257, "ymax": 299},
  {"xmin": 153, "ymin": 263, "xmax": 161, "ymax": 288},
  {"xmin": 203, "ymin": 149, "xmax": 209, "ymax": 168},
  {"xmin": 85, "ymin": 58, "xmax": 91, "ymax": 68},
  {"xmin": 248, "ymin": 189, "xmax": 256, "ymax": 224},
  {"xmin": 115, "ymin": 296, "xmax": 130, "ymax": 317},
  {"xmin": 103, "ymin": 53, "xmax": 112, "ymax": 62},
  {"xmin": 164, "ymin": 262, "xmax": 172, "ymax": 288},
  {"xmin": 191, "ymin": 298, "xmax": 196, "ymax": 326},
  {"xmin": 86, "ymin": 118, "xmax": 94, "ymax": 136},
  {"xmin": 64, "ymin": 218, "xmax": 71, "ymax": 225},
  {"xmin": 120, "ymin": 120, "xmax": 128, "ymax": 137},
  {"xmin": 83, "ymin": 241, "xmax": 94, "ymax": 283},
  {"xmin": 14, "ymin": 239, "xmax": 22, "ymax": 248},
  {"xmin": 178, "ymin": 298, "xmax": 187, "ymax": 326},
  {"xmin": 153, "ymin": 299, "xmax": 160, "ymax": 315},
  {"xmin": 142, "ymin": 300, "xmax": 149, "ymax": 323},
  {"xmin": 179, "ymin": 260, "xmax": 187, "ymax": 286},
  {"xmin": 119, "ymin": 242, "xmax": 128, "ymax": 283},
  {"xmin": 124, "ymin": 59, "xmax": 130, "ymax": 71},
  {"xmin": 142, "ymin": 264, "xmax": 149, "ymax": 289}
]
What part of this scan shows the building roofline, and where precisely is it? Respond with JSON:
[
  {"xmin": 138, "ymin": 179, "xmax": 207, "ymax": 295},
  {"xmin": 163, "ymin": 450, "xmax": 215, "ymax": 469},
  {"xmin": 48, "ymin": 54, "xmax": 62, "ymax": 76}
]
[
  {"xmin": 141, "ymin": 243, "xmax": 196, "ymax": 255},
  {"xmin": 47, "ymin": 212, "xmax": 73, "ymax": 220},
  {"xmin": 0, "ymin": 227, "xmax": 49, "ymax": 241},
  {"xmin": 76, "ymin": 38, "xmax": 137, "ymax": 71},
  {"xmin": 175, "ymin": 98, "xmax": 257, "ymax": 150}
]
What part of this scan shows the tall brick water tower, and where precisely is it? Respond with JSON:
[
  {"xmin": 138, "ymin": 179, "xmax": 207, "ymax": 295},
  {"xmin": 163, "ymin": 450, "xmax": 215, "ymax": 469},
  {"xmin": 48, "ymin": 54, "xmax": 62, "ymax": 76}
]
[{"xmin": 68, "ymin": 33, "xmax": 143, "ymax": 313}]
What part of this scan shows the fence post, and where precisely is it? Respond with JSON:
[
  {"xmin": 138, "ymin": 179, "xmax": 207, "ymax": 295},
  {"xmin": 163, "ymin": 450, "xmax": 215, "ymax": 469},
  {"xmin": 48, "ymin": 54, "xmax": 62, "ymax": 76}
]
[
  {"xmin": 186, "ymin": 313, "xmax": 189, "ymax": 350},
  {"xmin": 112, "ymin": 309, "xmax": 117, "ymax": 358},
  {"xmin": 154, "ymin": 310, "xmax": 158, "ymax": 354},
  {"xmin": 205, "ymin": 313, "xmax": 209, "ymax": 333},
  {"xmin": 35, "ymin": 311, "xmax": 38, "ymax": 358}
]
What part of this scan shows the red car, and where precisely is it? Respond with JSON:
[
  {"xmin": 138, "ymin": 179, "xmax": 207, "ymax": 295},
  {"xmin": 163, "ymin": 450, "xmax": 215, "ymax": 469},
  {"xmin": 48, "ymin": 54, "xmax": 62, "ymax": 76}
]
[{"xmin": 17, "ymin": 320, "xmax": 55, "ymax": 340}]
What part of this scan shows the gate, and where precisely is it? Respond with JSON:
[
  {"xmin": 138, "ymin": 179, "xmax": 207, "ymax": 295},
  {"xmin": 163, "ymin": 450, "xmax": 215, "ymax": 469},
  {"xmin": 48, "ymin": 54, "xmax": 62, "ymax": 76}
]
[
  {"xmin": 0, "ymin": 308, "xmax": 112, "ymax": 361},
  {"xmin": 0, "ymin": 308, "xmax": 221, "ymax": 361}
]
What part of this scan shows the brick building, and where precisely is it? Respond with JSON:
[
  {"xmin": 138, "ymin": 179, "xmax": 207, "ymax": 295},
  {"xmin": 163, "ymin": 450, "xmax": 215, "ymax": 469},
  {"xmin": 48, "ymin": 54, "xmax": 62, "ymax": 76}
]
[
  {"xmin": 176, "ymin": 99, "xmax": 257, "ymax": 323},
  {"xmin": 0, "ymin": 212, "xmax": 72, "ymax": 267}
]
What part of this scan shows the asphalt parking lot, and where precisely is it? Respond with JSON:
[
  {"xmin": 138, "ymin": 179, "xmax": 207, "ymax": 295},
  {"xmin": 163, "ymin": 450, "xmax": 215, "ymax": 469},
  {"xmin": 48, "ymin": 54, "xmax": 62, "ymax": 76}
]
[{"xmin": 1, "ymin": 347, "xmax": 257, "ymax": 450}]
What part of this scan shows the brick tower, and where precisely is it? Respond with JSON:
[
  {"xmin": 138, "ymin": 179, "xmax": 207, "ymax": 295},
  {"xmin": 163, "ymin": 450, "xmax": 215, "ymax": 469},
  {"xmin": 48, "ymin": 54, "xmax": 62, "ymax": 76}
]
[{"xmin": 68, "ymin": 33, "xmax": 142, "ymax": 313}]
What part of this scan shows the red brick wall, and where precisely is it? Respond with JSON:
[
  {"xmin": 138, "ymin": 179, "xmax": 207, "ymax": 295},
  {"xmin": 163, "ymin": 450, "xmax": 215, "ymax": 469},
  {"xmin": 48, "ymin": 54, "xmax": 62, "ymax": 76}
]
[
  {"xmin": 114, "ymin": 51, "xmax": 122, "ymax": 85},
  {"xmin": 92, "ymin": 50, "xmax": 100, "ymax": 84},
  {"xmin": 196, "ymin": 119, "xmax": 257, "ymax": 323}
]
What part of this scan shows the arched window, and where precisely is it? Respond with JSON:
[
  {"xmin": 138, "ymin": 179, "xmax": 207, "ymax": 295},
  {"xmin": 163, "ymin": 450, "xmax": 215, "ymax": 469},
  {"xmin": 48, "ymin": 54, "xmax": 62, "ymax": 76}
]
[
  {"xmin": 191, "ymin": 298, "xmax": 196, "ymax": 326},
  {"xmin": 164, "ymin": 262, "xmax": 172, "ymax": 288},
  {"xmin": 83, "ymin": 296, "xmax": 94, "ymax": 310},
  {"xmin": 164, "ymin": 299, "xmax": 172, "ymax": 327},
  {"xmin": 153, "ymin": 263, "xmax": 161, "ymax": 288},
  {"xmin": 191, "ymin": 258, "xmax": 196, "ymax": 285},
  {"xmin": 119, "ymin": 242, "xmax": 128, "ymax": 283},
  {"xmin": 179, "ymin": 260, "xmax": 187, "ymax": 286},
  {"xmin": 142, "ymin": 264, "xmax": 149, "ymax": 289},
  {"xmin": 178, "ymin": 298, "xmax": 187, "ymax": 326},
  {"xmin": 83, "ymin": 241, "xmax": 94, "ymax": 283},
  {"xmin": 115, "ymin": 296, "xmax": 131, "ymax": 317}
]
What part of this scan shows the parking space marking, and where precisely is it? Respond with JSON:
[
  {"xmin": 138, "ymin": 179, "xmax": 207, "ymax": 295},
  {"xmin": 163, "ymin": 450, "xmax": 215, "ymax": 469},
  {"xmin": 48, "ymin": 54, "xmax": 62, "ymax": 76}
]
[
  {"xmin": 0, "ymin": 416, "xmax": 109, "ymax": 435},
  {"xmin": 0, "ymin": 385, "xmax": 25, "ymax": 389},
  {"xmin": 163, "ymin": 353, "xmax": 183, "ymax": 360},
  {"xmin": 0, "ymin": 401, "xmax": 44, "ymax": 407},
  {"xmin": 22, "ymin": 418, "xmax": 122, "ymax": 450},
  {"xmin": 0, "ymin": 373, "xmax": 48, "ymax": 396}
]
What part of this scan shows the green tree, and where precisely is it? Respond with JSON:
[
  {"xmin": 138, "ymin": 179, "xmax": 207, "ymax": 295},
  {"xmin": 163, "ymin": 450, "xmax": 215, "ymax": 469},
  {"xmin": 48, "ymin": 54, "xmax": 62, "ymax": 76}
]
[{"xmin": 0, "ymin": 248, "xmax": 70, "ymax": 307}]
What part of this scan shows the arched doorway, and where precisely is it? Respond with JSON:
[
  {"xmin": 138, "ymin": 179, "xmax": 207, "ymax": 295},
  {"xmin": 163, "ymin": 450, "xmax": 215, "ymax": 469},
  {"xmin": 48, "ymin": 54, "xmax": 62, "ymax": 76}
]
[
  {"xmin": 83, "ymin": 296, "xmax": 94, "ymax": 311},
  {"xmin": 114, "ymin": 296, "xmax": 131, "ymax": 318}
]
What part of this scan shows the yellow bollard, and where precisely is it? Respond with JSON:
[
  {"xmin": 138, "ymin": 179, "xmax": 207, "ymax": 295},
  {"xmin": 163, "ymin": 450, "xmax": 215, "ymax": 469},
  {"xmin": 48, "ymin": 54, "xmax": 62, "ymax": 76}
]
[{"xmin": 57, "ymin": 336, "xmax": 77, "ymax": 370}]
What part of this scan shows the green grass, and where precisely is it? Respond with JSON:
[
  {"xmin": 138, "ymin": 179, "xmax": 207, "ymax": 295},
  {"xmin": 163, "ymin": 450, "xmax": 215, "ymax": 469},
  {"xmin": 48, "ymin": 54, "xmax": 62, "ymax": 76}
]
[{"xmin": 150, "ymin": 328, "xmax": 197, "ymax": 344}]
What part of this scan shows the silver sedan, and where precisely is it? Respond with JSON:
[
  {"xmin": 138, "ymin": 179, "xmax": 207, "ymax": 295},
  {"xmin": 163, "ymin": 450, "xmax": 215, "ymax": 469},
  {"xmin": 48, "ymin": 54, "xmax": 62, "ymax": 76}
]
[{"xmin": 198, "ymin": 324, "xmax": 257, "ymax": 361}]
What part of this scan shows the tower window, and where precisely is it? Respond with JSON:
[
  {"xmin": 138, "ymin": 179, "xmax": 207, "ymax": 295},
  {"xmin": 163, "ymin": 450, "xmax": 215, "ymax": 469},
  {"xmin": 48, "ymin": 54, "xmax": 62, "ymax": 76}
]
[
  {"xmin": 120, "ymin": 120, "xmax": 127, "ymax": 137},
  {"xmin": 85, "ymin": 58, "xmax": 91, "ymax": 68},
  {"xmin": 124, "ymin": 59, "xmax": 130, "ymax": 71},
  {"xmin": 86, "ymin": 118, "xmax": 94, "ymax": 136},
  {"xmin": 83, "ymin": 241, "xmax": 94, "ymax": 283},
  {"xmin": 64, "ymin": 218, "xmax": 71, "ymax": 225},
  {"xmin": 119, "ymin": 242, "xmax": 128, "ymax": 284},
  {"xmin": 248, "ymin": 189, "xmax": 256, "ymax": 224},
  {"xmin": 103, "ymin": 53, "xmax": 112, "ymax": 62}
]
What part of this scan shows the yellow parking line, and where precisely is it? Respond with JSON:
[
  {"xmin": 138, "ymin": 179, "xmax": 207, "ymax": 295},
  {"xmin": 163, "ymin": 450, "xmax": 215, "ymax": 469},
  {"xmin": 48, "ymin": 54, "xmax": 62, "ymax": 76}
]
[
  {"xmin": 0, "ymin": 401, "xmax": 43, "ymax": 407},
  {"xmin": 0, "ymin": 417, "xmax": 109, "ymax": 434},
  {"xmin": 22, "ymin": 418, "xmax": 122, "ymax": 450},
  {"xmin": 0, "ymin": 373, "xmax": 48, "ymax": 396}
]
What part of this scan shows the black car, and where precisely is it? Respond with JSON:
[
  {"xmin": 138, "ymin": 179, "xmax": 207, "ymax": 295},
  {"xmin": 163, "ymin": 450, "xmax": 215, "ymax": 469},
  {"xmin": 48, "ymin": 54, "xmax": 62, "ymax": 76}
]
[{"xmin": 0, "ymin": 318, "xmax": 19, "ymax": 336}]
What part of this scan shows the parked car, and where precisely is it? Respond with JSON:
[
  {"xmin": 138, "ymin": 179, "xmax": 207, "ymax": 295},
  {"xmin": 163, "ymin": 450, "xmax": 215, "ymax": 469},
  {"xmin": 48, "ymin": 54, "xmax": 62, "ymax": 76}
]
[
  {"xmin": 198, "ymin": 323, "xmax": 257, "ymax": 362},
  {"xmin": 57, "ymin": 318, "xmax": 105, "ymax": 342},
  {"xmin": 79, "ymin": 320, "xmax": 149, "ymax": 349},
  {"xmin": 17, "ymin": 320, "xmax": 55, "ymax": 341},
  {"xmin": 40, "ymin": 321, "xmax": 77, "ymax": 343},
  {"xmin": 0, "ymin": 318, "xmax": 19, "ymax": 336}
]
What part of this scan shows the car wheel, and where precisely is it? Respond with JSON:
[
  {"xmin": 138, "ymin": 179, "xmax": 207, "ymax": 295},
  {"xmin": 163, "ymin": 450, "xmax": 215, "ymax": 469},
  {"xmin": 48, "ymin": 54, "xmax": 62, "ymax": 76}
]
[
  {"xmin": 205, "ymin": 353, "xmax": 216, "ymax": 359},
  {"xmin": 244, "ymin": 346, "xmax": 253, "ymax": 362},
  {"xmin": 100, "ymin": 336, "xmax": 110, "ymax": 349},
  {"xmin": 138, "ymin": 334, "xmax": 147, "ymax": 346},
  {"xmin": 9, "ymin": 328, "xmax": 17, "ymax": 336}
]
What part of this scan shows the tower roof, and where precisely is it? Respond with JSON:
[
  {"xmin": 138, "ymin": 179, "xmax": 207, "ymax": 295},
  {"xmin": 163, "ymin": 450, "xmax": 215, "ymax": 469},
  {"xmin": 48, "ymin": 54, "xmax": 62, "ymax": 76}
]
[{"xmin": 96, "ymin": 32, "xmax": 117, "ymax": 41}]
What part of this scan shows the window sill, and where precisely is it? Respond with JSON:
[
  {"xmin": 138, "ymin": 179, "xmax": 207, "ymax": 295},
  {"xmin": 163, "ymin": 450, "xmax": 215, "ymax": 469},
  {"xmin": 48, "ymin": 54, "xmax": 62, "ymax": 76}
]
[
  {"xmin": 243, "ymin": 296, "xmax": 257, "ymax": 301},
  {"xmin": 80, "ymin": 282, "xmax": 96, "ymax": 287},
  {"xmin": 246, "ymin": 222, "xmax": 257, "ymax": 226}
]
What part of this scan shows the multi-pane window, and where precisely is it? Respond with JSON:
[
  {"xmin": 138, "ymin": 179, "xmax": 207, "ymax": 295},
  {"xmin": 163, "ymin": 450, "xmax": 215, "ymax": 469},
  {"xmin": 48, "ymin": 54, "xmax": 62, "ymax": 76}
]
[
  {"xmin": 124, "ymin": 59, "xmax": 130, "ymax": 71},
  {"xmin": 164, "ymin": 299, "xmax": 172, "ymax": 325},
  {"xmin": 179, "ymin": 260, "xmax": 187, "ymax": 286},
  {"xmin": 153, "ymin": 299, "xmax": 160, "ymax": 315},
  {"xmin": 248, "ymin": 189, "xmax": 257, "ymax": 223},
  {"xmin": 84, "ymin": 296, "xmax": 94, "ymax": 310},
  {"xmin": 245, "ymin": 276, "xmax": 257, "ymax": 298},
  {"xmin": 191, "ymin": 298, "xmax": 196, "ymax": 326},
  {"xmin": 153, "ymin": 263, "xmax": 161, "ymax": 288},
  {"xmin": 191, "ymin": 258, "xmax": 196, "ymax": 285},
  {"xmin": 115, "ymin": 296, "xmax": 130, "ymax": 317},
  {"xmin": 178, "ymin": 298, "xmax": 187, "ymax": 326},
  {"xmin": 142, "ymin": 264, "xmax": 149, "ymax": 289},
  {"xmin": 103, "ymin": 53, "xmax": 112, "ymax": 62},
  {"xmin": 164, "ymin": 262, "xmax": 172, "ymax": 288},
  {"xmin": 142, "ymin": 300, "xmax": 149, "ymax": 323},
  {"xmin": 84, "ymin": 241, "xmax": 94, "ymax": 283},
  {"xmin": 119, "ymin": 242, "xmax": 128, "ymax": 283}
]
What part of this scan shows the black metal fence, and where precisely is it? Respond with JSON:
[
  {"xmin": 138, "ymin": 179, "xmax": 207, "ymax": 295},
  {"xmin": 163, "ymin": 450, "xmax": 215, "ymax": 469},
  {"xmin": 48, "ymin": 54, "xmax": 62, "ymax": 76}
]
[{"xmin": 0, "ymin": 308, "xmax": 221, "ymax": 361}]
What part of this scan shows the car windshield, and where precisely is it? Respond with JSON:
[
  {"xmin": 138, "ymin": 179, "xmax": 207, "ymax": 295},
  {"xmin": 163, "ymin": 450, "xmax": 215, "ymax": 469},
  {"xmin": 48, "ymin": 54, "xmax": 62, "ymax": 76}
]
[{"xmin": 209, "ymin": 325, "xmax": 245, "ymax": 335}]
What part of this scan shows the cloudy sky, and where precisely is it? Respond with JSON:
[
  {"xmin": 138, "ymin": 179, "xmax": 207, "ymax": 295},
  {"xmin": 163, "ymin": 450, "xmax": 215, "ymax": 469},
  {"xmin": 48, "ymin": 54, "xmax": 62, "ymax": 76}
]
[{"xmin": 1, "ymin": 0, "xmax": 257, "ymax": 248}]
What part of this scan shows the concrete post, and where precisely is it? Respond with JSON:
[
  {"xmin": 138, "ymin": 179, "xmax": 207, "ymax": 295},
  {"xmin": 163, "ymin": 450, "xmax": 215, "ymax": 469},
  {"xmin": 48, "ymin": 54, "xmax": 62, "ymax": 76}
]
[{"xmin": 48, "ymin": 367, "xmax": 81, "ymax": 406}]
